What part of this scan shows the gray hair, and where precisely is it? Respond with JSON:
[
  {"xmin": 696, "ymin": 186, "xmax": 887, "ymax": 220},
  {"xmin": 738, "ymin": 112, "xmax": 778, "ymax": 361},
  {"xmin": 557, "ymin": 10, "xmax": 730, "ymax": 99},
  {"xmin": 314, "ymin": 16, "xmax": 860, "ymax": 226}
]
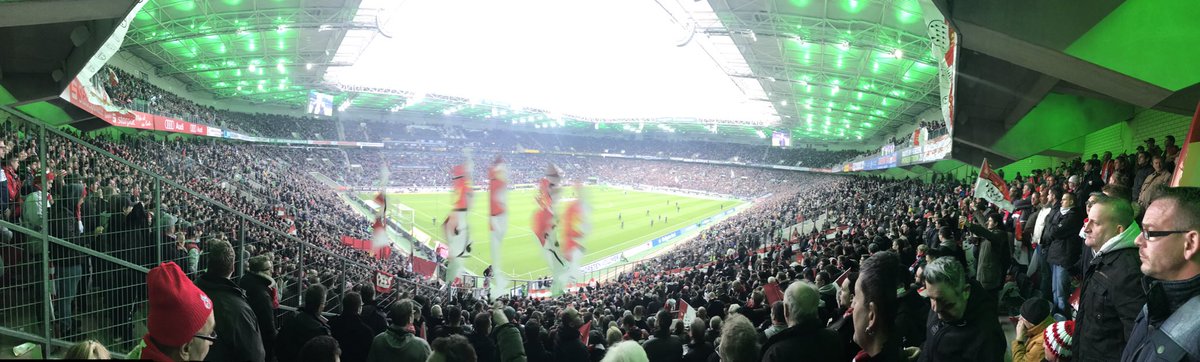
[
  {"xmin": 600, "ymin": 341, "xmax": 649, "ymax": 362},
  {"xmin": 923, "ymin": 256, "xmax": 966, "ymax": 293},
  {"xmin": 783, "ymin": 281, "xmax": 819, "ymax": 326},
  {"xmin": 719, "ymin": 314, "xmax": 760, "ymax": 362}
]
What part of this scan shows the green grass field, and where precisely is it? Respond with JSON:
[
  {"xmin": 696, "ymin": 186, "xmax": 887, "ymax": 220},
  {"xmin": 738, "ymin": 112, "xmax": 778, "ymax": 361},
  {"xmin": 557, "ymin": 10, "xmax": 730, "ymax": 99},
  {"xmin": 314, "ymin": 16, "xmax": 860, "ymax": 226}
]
[{"xmin": 360, "ymin": 186, "xmax": 741, "ymax": 279}]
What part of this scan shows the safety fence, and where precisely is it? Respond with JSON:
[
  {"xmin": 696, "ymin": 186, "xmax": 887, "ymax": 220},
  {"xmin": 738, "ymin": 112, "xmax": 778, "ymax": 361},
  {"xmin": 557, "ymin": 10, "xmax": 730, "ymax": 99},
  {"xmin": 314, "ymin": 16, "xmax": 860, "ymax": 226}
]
[{"xmin": 0, "ymin": 106, "xmax": 445, "ymax": 358}]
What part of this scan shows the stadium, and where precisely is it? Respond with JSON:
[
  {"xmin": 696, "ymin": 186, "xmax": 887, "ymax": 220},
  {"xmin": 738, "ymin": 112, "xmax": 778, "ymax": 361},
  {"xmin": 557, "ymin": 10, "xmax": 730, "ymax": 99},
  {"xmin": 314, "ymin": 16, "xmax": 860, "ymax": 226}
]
[{"xmin": 0, "ymin": 0, "xmax": 1197, "ymax": 361}]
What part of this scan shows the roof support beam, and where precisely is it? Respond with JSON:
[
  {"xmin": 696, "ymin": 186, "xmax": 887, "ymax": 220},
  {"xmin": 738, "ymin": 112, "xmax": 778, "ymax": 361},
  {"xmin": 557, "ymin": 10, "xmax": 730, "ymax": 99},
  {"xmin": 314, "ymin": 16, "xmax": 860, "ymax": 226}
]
[{"xmin": 955, "ymin": 19, "xmax": 1170, "ymax": 108}]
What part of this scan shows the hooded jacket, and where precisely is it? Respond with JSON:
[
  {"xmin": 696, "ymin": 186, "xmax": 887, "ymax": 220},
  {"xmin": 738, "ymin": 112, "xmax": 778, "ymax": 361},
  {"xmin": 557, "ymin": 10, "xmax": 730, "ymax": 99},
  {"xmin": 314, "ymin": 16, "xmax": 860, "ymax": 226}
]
[
  {"xmin": 1074, "ymin": 222, "xmax": 1146, "ymax": 362},
  {"xmin": 366, "ymin": 325, "xmax": 431, "ymax": 362},
  {"xmin": 238, "ymin": 272, "xmax": 277, "ymax": 362},
  {"xmin": 1010, "ymin": 317, "xmax": 1052, "ymax": 362}
]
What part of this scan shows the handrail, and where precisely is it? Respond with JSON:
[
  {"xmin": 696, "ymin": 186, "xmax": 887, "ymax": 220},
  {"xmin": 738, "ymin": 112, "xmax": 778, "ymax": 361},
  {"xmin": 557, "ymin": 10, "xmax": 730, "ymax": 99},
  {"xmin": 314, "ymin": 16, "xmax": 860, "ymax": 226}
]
[
  {"xmin": 0, "ymin": 104, "xmax": 390, "ymax": 275},
  {"xmin": 0, "ymin": 220, "xmax": 150, "ymax": 274}
]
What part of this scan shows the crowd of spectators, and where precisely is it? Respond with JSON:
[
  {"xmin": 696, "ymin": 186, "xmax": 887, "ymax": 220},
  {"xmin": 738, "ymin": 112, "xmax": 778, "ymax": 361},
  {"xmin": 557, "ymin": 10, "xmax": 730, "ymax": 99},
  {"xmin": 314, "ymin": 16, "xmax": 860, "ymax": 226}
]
[
  {"xmin": 3, "ymin": 90, "xmax": 1196, "ymax": 361},
  {"xmin": 122, "ymin": 150, "xmax": 1198, "ymax": 362},
  {"xmin": 95, "ymin": 66, "xmax": 879, "ymax": 168},
  {"xmin": 354, "ymin": 123, "xmax": 871, "ymax": 168},
  {"xmin": 337, "ymin": 149, "xmax": 817, "ymax": 199},
  {"xmin": 99, "ymin": 67, "xmax": 339, "ymax": 141}
]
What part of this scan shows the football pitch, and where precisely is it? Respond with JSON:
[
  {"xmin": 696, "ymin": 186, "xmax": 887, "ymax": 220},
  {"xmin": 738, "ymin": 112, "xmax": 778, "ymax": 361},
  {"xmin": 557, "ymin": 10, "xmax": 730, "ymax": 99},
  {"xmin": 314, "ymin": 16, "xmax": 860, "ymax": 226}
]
[{"xmin": 360, "ymin": 186, "xmax": 742, "ymax": 279}]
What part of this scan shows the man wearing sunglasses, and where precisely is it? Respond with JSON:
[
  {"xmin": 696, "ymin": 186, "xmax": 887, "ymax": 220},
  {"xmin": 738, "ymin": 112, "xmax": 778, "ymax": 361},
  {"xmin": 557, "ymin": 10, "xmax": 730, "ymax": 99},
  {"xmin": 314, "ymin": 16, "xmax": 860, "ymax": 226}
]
[{"xmin": 1123, "ymin": 187, "xmax": 1200, "ymax": 362}]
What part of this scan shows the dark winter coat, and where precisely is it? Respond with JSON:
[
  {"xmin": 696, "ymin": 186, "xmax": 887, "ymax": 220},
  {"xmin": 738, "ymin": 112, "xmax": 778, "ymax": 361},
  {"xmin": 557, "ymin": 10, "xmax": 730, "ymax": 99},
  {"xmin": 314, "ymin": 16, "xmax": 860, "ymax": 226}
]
[
  {"xmin": 1074, "ymin": 230, "xmax": 1145, "ymax": 362},
  {"xmin": 360, "ymin": 301, "xmax": 388, "ymax": 337},
  {"xmin": 552, "ymin": 326, "xmax": 590, "ymax": 362},
  {"xmin": 238, "ymin": 272, "xmax": 277, "ymax": 362},
  {"xmin": 1122, "ymin": 275, "xmax": 1200, "ymax": 362},
  {"xmin": 1045, "ymin": 207, "xmax": 1084, "ymax": 268},
  {"xmin": 330, "ymin": 312, "xmax": 375, "ymax": 362},
  {"xmin": 642, "ymin": 331, "xmax": 684, "ymax": 362},
  {"xmin": 683, "ymin": 341, "xmax": 714, "ymax": 362},
  {"xmin": 917, "ymin": 280, "xmax": 1006, "ymax": 362},
  {"xmin": 194, "ymin": 273, "xmax": 266, "ymax": 362},
  {"xmin": 760, "ymin": 319, "xmax": 844, "ymax": 362},
  {"xmin": 275, "ymin": 309, "xmax": 332, "ymax": 362}
]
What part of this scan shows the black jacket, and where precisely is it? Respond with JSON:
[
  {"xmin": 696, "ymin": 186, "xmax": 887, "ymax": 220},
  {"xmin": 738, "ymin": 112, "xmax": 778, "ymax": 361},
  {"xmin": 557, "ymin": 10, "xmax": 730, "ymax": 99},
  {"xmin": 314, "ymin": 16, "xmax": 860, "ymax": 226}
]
[
  {"xmin": 917, "ymin": 281, "xmax": 1006, "ymax": 362},
  {"xmin": 524, "ymin": 328, "xmax": 553, "ymax": 362},
  {"xmin": 360, "ymin": 302, "xmax": 388, "ymax": 337},
  {"xmin": 1074, "ymin": 246, "xmax": 1145, "ymax": 362},
  {"xmin": 895, "ymin": 286, "xmax": 928, "ymax": 348},
  {"xmin": 552, "ymin": 327, "xmax": 590, "ymax": 362},
  {"xmin": 467, "ymin": 330, "xmax": 498, "ymax": 362},
  {"xmin": 682, "ymin": 341, "xmax": 714, "ymax": 362},
  {"xmin": 47, "ymin": 186, "xmax": 84, "ymax": 267},
  {"xmin": 1045, "ymin": 207, "xmax": 1084, "ymax": 268},
  {"xmin": 276, "ymin": 309, "xmax": 332, "ymax": 362},
  {"xmin": 194, "ymin": 273, "xmax": 267, "ymax": 362},
  {"xmin": 1122, "ymin": 275, "xmax": 1200, "ymax": 362},
  {"xmin": 238, "ymin": 272, "xmax": 277, "ymax": 362},
  {"xmin": 642, "ymin": 331, "xmax": 684, "ymax": 362},
  {"xmin": 760, "ymin": 319, "xmax": 844, "ymax": 362},
  {"xmin": 330, "ymin": 313, "xmax": 376, "ymax": 362}
]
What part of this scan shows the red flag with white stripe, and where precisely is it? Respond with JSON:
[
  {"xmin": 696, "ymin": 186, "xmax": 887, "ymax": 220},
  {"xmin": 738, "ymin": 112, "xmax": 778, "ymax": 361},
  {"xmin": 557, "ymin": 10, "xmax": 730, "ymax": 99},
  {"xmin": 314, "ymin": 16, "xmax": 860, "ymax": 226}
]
[
  {"xmin": 488, "ymin": 156, "xmax": 510, "ymax": 299},
  {"xmin": 973, "ymin": 159, "xmax": 1014, "ymax": 211}
]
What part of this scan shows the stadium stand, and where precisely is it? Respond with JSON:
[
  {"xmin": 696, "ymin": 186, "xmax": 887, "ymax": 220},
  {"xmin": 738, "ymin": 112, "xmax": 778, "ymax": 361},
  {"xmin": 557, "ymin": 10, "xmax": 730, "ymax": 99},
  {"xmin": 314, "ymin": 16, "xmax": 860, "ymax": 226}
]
[{"xmin": 2, "ymin": 1, "xmax": 1199, "ymax": 361}]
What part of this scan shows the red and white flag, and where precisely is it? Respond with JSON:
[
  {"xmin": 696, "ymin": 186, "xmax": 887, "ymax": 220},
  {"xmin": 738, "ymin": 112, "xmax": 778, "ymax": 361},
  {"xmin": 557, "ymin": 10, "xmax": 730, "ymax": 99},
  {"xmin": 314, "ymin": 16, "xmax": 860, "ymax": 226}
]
[
  {"xmin": 677, "ymin": 299, "xmax": 697, "ymax": 326},
  {"xmin": 1171, "ymin": 100, "xmax": 1199, "ymax": 187},
  {"xmin": 443, "ymin": 152, "xmax": 473, "ymax": 284},
  {"xmin": 555, "ymin": 182, "xmax": 589, "ymax": 296},
  {"xmin": 973, "ymin": 159, "xmax": 1014, "ymax": 211},
  {"xmin": 532, "ymin": 164, "xmax": 565, "ymax": 294},
  {"xmin": 371, "ymin": 165, "xmax": 390, "ymax": 249},
  {"xmin": 488, "ymin": 156, "xmax": 510, "ymax": 299}
]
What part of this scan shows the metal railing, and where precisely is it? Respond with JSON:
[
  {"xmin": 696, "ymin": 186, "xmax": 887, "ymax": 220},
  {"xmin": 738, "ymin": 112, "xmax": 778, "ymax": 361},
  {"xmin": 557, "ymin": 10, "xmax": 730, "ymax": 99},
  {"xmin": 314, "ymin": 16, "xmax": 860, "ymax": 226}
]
[{"xmin": 0, "ymin": 105, "xmax": 448, "ymax": 358}]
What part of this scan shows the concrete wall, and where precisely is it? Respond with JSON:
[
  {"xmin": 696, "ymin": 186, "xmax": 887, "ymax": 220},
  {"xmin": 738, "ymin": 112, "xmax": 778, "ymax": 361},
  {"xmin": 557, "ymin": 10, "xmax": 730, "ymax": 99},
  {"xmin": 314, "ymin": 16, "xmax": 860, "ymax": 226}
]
[{"xmin": 992, "ymin": 108, "xmax": 1191, "ymax": 181}]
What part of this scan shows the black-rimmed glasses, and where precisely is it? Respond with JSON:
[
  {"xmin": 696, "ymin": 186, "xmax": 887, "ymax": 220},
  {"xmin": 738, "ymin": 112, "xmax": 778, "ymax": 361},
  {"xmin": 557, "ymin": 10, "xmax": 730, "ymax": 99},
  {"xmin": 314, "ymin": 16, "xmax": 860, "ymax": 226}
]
[
  {"xmin": 1142, "ymin": 230, "xmax": 1190, "ymax": 240},
  {"xmin": 194, "ymin": 331, "xmax": 218, "ymax": 343}
]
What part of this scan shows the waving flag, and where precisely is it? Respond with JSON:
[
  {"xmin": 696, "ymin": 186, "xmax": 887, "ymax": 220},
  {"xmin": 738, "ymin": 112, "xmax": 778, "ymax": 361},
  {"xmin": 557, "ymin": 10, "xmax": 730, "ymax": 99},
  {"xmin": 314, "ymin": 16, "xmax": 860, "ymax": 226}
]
[
  {"xmin": 555, "ymin": 182, "xmax": 589, "ymax": 295},
  {"xmin": 973, "ymin": 159, "xmax": 1014, "ymax": 211},
  {"xmin": 443, "ymin": 152, "xmax": 473, "ymax": 284},
  {"xmin": 532, "ymin": 164, "xmax": 565, "ymax": 292},
  {"xmin": 677, "ymin": 299, "xmax": 697, "ymax": 326},
  {"xmin": 1171, "ymin": 100, "xmax": 1199, "ymax": 187},
  {"xmin": 371, "ymin": 165, "xmax": 390, "ymax": 249},
  {"xmin": 488, "ymin": 156, "xmax": 510, "ymax": 299}
]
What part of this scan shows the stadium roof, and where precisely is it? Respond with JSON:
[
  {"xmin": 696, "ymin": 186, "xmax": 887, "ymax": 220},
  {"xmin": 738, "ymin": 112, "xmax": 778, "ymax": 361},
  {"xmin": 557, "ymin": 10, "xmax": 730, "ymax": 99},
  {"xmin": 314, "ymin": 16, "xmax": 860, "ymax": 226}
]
[
  {"xmin": 120, "ymin": 0, "xmax": 382, "ymax": 104},
  {"xmin": 116, "ymin": 0, "xmax": 941, "ymax": 144}
]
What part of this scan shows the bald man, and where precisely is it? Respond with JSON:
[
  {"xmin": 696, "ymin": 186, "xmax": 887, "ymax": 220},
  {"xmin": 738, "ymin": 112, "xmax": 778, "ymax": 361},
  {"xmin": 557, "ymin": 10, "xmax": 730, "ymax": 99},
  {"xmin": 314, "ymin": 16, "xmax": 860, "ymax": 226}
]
[{"xmin": 760, "ymin": 281, "xmax": 843, "ymax": 362}]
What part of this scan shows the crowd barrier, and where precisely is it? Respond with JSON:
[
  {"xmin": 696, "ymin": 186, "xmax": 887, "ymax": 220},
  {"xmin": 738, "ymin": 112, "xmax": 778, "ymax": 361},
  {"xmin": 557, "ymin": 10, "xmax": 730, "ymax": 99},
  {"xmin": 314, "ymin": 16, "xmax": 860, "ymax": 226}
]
[{"xmin": 0, "ymin": 106, "xmax": 439, "ymax": 358}]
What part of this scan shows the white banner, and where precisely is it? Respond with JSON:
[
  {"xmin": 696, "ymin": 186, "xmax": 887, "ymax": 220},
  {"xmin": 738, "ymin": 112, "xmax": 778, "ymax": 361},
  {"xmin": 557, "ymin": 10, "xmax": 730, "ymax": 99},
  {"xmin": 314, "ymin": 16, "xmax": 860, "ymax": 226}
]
[{"xmin": 920, "ymin": 0, "xmax": 959, "ymax": 135}]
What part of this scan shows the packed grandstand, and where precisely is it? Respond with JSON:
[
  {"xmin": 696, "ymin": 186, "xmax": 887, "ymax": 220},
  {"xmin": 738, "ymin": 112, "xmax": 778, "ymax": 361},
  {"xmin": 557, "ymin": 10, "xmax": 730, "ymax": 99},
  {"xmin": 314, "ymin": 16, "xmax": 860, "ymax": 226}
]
[{"xmin": 1, "ymin": 0, "xmax": 1199, "ymax": 361}]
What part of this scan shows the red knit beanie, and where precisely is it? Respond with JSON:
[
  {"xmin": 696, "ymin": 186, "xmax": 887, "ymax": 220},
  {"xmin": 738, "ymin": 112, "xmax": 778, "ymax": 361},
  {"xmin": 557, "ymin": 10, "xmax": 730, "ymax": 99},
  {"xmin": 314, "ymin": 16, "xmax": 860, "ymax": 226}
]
[
  {"xmin": 1043, "ymin": 320, "xmax": 1075, "ymax": 361},
  {"xmin": 146, "ymin": 262, "xmax": 213, "ymax": 347}
]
